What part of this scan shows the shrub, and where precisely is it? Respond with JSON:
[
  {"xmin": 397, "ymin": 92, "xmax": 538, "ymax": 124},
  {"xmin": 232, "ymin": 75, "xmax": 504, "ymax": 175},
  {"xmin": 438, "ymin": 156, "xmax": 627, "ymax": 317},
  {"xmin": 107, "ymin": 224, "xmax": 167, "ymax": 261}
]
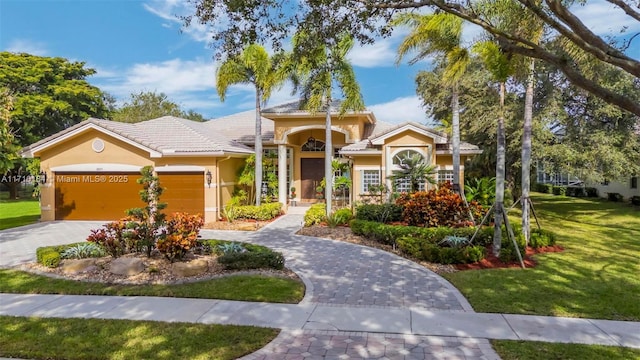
[
  {"xmin": 355, "ymin": 203, "xmax": 403, "ymax": 223},
  {"xmin": 36, "ymin": 243, "xmax": 87, "ymax": 268},
  {"xmin": 86, "ymin": 220, "xmax": 129, "ymax": 258},
  {"xmin": 552, "ymin": 186, "xmax": 567, "ymax": 196},
  {"xmin": 217, "ymin": 242, "xmax": 246, "ymax": 254},
  {"xmin": 395, "ymin": 182, "xmax": 487, "ymax": 227},
  {"xmin": 156, "ymin": 213, "xmax": 204, "ymax": 262},
  {"xmin": 218, "ymin": 252, "xmax": 285, "ymax": 270},
  {"xmin": 417, "ymin": 242, "xmax": 485, "ymax": 264},
  {"xmin": 498, "ymin": 235, "xmax": 526, "ymax": 263},
  {"xmin": 60, "ymin": 242, "xmax": 106, "ymax": 259},
  {"xmin": 632, "ymin": 196, "xmax": 640, "ymax": 206},
  {"xmin": 326, "ymin": 208, "xmax": 352, "ymax": 228},
  {"xmin": 585, "ymin": 187, "xmax": 599, "ymax": 197},
  {"xmin": 234, "ymin": 202, "xmax": 282, "ymax": 221},
  {"xmin": 607, "ymin": 192, "xmax": 624, "ymax": 202},
  {"xmin": 529, "ymin": 228, "xmax": 556, "ymax": 248},
  {"xmin": 304, "ymin": 203, "xmax": 326, "ymax": 227},
  {"xmin": 566, "ymin": 187, "xmax": 586, "ymax": 197}
]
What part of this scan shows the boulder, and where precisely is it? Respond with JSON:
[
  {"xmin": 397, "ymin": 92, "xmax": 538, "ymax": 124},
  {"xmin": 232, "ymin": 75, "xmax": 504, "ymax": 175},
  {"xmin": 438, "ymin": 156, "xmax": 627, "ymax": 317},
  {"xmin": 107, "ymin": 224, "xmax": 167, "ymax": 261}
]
[
  {"xmin": 61, "ymin": 259, "xmax": 97, "ymax": 274},
  {"xmin": 110, "ymin": 257, "xmax": 145, "ymax": 276},
  {"xmin": 171, "ymin": 259, "xmax": 209, "ymax": 277}
]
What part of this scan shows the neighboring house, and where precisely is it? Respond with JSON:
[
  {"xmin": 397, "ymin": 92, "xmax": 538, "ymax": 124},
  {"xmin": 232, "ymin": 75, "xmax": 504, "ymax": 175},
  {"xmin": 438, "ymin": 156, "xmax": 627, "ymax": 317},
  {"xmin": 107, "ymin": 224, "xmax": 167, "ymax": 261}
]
[
  {"xmin": 22, "ymin": 100, "xmax": 481, "ymax": 223},
  {"xmin": 591, "ymin": 177, "xmax": 640, "ymax": 200}
]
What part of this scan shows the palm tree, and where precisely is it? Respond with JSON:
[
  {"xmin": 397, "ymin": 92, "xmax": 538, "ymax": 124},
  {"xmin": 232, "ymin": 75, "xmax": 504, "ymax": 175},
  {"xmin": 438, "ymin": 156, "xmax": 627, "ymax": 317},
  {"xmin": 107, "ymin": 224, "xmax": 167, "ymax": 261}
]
[
  {"xmin": 291, "ymin": 32, "xmax": 364, "ymax": 216},
  {"xmin": 394, "ymin": 13, "xmax": 470, "ymax": 195},
  {"xmin": 389, "ymin": 153, "xmax": 437, "ymax": 193},
  {"xmin": 474, "ymin": 40, "xmax": 513, "ymax": 256},
  {"xmin": 216, "ymin": 44, "xmax": 286, "ymax": 206}
]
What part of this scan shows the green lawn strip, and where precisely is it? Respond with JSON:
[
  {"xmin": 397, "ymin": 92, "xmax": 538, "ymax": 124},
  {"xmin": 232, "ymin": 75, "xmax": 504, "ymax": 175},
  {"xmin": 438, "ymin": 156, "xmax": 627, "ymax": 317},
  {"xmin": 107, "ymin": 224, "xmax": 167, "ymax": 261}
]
[
  {"xmin": 0, "ymin": 315, "xmax": 277, "ymax": 360},
  {"xmin": 0, "ymin": 198, "xmax": 40, "ymax": 230},
  {"xmin": 492, "ymin": 340, "xmax": 640, "ymax": 360},
  {"xmin": 444, "ymin": 193, "xmax": 640, "ymax": 321},
  {"xmin": 0, "ymin": 269, "xmax": 304, "ymax": 303}
]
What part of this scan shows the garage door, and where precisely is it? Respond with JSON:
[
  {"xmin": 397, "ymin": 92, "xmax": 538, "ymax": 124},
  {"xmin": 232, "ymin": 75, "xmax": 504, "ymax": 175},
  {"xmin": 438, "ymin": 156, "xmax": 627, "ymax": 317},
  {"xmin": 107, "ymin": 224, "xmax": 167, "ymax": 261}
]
[
  {"xmin": 158, "ymin": 172, "xmax": 204, "ymax": 215},
  {"xmin": 54, "ymin": 172, "xmax": 143, "ymax": 220}
]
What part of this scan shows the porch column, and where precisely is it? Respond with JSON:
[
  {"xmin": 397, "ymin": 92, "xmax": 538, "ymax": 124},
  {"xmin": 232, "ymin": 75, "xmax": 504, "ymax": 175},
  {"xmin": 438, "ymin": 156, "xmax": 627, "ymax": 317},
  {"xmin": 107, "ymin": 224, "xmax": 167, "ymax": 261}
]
[{"xmin": 278, "ymin": 144, "xmax": 287, "ymax": 205}]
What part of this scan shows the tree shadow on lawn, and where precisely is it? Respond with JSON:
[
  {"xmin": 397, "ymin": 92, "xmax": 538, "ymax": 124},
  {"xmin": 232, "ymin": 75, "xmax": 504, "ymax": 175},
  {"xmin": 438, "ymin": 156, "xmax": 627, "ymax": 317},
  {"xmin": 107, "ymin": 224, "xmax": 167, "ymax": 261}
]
[{"xmin": 0, "ymin": 214, "xmax": 41, "ymax": 231}]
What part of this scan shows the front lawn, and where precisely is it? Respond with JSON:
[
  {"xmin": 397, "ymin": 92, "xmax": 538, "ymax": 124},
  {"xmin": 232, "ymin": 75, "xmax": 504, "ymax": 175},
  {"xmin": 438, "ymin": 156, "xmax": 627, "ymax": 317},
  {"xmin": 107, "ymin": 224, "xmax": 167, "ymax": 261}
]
[
  {"xmin": 492, "ymin": 340, "xmax": 640, "ymax": 360},
  {"xmin": 0, "ymin": 197, "xmax": 40, "ymax": 230},
  {"xmin": 445, "ymin": 193, "xmax": 640, "ymax": 321},
  {"xmin": 0, "ymin": 315, "xmax": 277, "ymax": 360},
  {"xmin": 0, "ymin": 270, "xmax": 305, "ymax": 303}
]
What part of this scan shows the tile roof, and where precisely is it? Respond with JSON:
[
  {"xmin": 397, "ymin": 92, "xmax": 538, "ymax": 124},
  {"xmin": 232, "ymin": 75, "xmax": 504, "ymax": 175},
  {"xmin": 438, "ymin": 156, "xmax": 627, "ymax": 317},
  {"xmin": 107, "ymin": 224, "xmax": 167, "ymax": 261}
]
[
  {"xmin": 205, "ymin": 110, "xmax": 275, "ymax": 144},
  {"xmin": 262, "ymin": 99, "xmax": 346, "ymax": 114},
  {"xmin": 23, "ymin": 116, "xmax": 254, "ymax": 156}
]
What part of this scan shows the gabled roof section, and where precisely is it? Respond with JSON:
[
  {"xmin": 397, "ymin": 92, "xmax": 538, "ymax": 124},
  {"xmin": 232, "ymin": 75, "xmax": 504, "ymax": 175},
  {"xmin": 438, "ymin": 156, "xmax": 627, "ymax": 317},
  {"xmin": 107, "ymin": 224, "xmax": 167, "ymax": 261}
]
[
  {"xmin": 205, "ymin": 110, "xmax": 275, "ymax": 145},
  {"xmin": 369, "ymin": 122, "xmax": 448, "ymax": 145},
  {"xmin": 262, "ymin": 99, "xmax": 376, "ymax": 123},
  {"xmin": 22, "ymin": 116, "xmax": 254, "ymax": 158}
]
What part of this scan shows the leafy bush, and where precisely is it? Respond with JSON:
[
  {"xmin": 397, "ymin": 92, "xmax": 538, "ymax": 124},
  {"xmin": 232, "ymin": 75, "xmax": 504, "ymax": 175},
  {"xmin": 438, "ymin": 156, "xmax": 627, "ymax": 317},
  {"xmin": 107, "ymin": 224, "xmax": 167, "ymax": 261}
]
[
  {"xmin": 234, "ymin": 202, "xmax": 282, "ymax": 221},
  {"xmin": 607, "ymin": 192, "xmax": 624, "ymax": 202},
  {"xmin": 439, "ymin": 235, "xmax": 471, "ymax": 248},
  {"xmin": 86, "ymin": 219, "xmax": 129, "ymax": 258},
  {"xmin": 326, "ymin": 208, "xmax": 352, "ymax": 228},
  {"xmin": 552, "ymin": 186, "xmax": 567, "ymax": 196},
  {"xmin": 218, "ymin": 252, "xmax": 285, "ymax": 270},
  {"xmin": 304, "ymin": 203, "xmax": 326, "ymax": 227},
  {"xmin": 217, "ymin": 242, "xmax": 246, "ymax": 254},
  {"xmin": 534, "ymin": 183, "xmax": 553, "ymax": 194},
  {"xmin": 395, "ymin": 182, "xmax": 487, "ymax": 227},
  {"xmin": 354, "ymin": 203, "xmax": 403, "ymax": 223},
  {"xmin": 529, "ymin": 228, "xmax": 557, "ymax": 248},
  {"xmin": 566, "ymin": 187, "xmax": 586, "ymax": 197},
  {"xmin": 585, "ymin": 187, "xmax": 599, "ymax": 197},
  {"xmin": 632, "ymin": 196, "xmax": 640, "ymax": 206},
  {"xmin": 419, "ymin": 243, "xmax": 485, "ymax": 264},
  {"xmin": 498, "ymin": 235, "xmax": 526, "ymax": 263},
  {"xmin": 464, "ymin": 177, "xmax": 496, "ymax": 206},
  {"xmin": 36, "ymin": 243, "xmax": 86, "ymax": 268},
  {"xmin": 156, "ymin": 213, "xmax": 204, "ymax": 262},
  {"xmin": 60, "ymin": 242, "xmax": 106, "ymax": 259}
]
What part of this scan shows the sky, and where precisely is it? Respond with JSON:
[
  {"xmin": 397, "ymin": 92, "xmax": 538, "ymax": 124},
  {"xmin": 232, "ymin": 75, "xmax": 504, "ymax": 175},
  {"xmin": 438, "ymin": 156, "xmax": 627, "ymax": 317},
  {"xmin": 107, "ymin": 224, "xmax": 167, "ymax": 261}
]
[{"xmin": 1, "ymin": 0, "xmax": 639, "ymax": 124}]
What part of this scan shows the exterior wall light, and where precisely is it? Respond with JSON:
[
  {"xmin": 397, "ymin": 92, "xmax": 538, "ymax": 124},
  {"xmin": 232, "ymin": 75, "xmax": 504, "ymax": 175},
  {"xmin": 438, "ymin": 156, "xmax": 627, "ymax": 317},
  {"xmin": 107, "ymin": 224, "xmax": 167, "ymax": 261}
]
[
  {"xmin": 39, "ymin": 170, "xmax": 47, "ymax": 185},
  {"xmin": 206, "ymin": 170, "xmax": 212, "ymax": 188}
]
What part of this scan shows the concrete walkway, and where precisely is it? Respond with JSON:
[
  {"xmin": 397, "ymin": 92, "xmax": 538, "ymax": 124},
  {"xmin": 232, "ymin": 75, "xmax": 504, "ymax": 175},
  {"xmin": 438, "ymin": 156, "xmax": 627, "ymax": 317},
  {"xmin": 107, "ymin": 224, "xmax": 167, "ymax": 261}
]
[{"xmin": 1, "ymin": 213, "xmax": 640, "ymax": 359}]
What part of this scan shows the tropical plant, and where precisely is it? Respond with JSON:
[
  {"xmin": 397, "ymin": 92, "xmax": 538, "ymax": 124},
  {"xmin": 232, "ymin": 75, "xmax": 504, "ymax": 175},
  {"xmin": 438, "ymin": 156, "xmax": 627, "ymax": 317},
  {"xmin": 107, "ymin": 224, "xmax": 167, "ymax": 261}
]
[
  {"xmin": 464, "ymin": 177, "xmax": 496, "ymax": 206},
  {"xmin": 395, "ymin": 12, "xmax": 469, "ymax": 191},
  {"xmin": 216, "ymin": 44, "xmax": 288, "ymax": 206},
  {"xmin": 59, "ymin": 242, "xmax": 106, "ymax": 260},
  {"xmin": 389, "ymin": 152, "xmax": 436, "ymax": 193},
  {"xmin": 290, "ymin": 31, "xmax": 364, "ymax": 215},
  {"xmin": 217, "ymin": 242, "xmax": 247, "ymax": 255}
]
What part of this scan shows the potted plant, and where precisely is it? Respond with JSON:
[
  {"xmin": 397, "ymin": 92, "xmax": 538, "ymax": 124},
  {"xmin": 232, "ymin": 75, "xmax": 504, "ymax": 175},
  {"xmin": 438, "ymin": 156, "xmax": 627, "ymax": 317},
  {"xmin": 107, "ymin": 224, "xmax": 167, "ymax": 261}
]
[
  {"xmin": 290, "ymin": 187, "xmax": 296, "ymax": 199},
  {"xmin": 315, "ymin": 186, "xmax": 324, "ymax": 199}
]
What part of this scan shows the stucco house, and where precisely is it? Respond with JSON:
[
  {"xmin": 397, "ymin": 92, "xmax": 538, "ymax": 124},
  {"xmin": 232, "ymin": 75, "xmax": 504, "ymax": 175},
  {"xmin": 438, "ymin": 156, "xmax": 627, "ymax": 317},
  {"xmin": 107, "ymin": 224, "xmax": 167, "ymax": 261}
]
[{"xmin": 22, "ymin": 100, "xmax": 481, "ymax": 223}]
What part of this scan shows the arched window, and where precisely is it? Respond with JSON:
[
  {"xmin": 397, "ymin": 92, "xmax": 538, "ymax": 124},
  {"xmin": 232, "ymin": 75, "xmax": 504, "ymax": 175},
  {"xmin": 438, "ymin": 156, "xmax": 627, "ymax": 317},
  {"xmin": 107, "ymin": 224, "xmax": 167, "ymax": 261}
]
[
  {"xmin": 392, "ymin": 149, "xmax": 424, "ymax": 166},
  {"xmin": 301, "ymin": 137, "xmax": 326, "ymax": 152},
  {"xmin": 391, "ymin": 149, "xmax": 429, "ymax": 193}
]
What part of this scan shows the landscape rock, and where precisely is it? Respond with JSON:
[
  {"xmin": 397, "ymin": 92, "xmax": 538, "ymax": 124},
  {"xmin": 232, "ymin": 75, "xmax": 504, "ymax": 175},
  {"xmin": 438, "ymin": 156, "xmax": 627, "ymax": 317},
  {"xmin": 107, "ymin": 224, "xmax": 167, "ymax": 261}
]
[
  {"xmin": 110, "ymin": 257, "xmax": 145, "ymax": 276},
  {"xmin": 171, "ymin": 259, "xmax": 209, "ymax": 277},
  {"xmin": 61, "ymin": 259, "xmax": 97, "ymax": 274}
]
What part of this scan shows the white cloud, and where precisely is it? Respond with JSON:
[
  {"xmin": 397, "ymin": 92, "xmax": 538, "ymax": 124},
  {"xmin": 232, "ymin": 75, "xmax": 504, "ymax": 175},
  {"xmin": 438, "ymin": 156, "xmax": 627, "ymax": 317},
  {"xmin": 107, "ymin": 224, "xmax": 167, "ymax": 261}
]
[
  {"xmin": 572, "ymin": 0, "xmax": 640, "ymax": 35},
  {"xmin": 348, "ymin": 37, "xmax": 398, "ymax": 68},
  {"xmin": 143, "ymin": 0, "xmax": 228, "ymax": 43},
  {"xmin": 368, "ymin": 96, "xmax": 432, "ymax": 124},
  {"xmin": 4, "ymin": 39, "xmax": 48, "ymax": 55}
]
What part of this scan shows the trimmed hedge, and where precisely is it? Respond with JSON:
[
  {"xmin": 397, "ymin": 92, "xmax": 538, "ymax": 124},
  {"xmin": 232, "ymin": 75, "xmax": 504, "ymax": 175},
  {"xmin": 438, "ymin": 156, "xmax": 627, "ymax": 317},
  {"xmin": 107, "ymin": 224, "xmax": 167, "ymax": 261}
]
[
  {"xmin": 607, "ymin": 192, "xmax": 624, "ymax": 202},
  {"xmin": 529, "ymin": 228, "xmax": 557, "ymax": 248},
  {"xmin": 235, "ymin": 202, "xmax": 282, "ymax": 221},
  {"xmin": 350, "ymin": 220, "xmax": 494, "ymax": 247},
  {"xmin": 36, "ymin": 243, "xmax": 87, "ymax": 268},
  {"xmin": 552, "ymin": 186, "xmax": 567, "ymax": 196},
  {"xmin": 566, "ymin": 187, "xmax": 586, "ymax": 197},
  {"xmin": 585, "ymin": 187, "xmax": 598, "ymax": 198},
  {"xmin": 534, "ymin": 183, "xmax": 553, "ymax": 194}
]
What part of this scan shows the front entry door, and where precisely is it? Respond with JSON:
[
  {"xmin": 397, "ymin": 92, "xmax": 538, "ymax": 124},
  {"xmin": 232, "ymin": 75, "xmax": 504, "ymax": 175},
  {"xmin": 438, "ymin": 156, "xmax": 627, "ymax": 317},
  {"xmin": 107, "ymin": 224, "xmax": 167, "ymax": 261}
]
[{"xmin": 301, "ymin": 158, "xmax": 325, "ymax": 200}]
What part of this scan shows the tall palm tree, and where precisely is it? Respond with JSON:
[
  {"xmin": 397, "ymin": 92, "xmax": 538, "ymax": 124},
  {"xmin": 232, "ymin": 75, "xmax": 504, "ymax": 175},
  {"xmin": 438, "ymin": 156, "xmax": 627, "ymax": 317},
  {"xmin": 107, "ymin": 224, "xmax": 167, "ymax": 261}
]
[
  {"xmin": 291, "ymin": 32, "xmax": 365, "ymax": 216},
  {"xmin": 474, "ymin": 40, "xmax": 514, "ymax": 256},
  {"xmin": 216, "ymin": 44, "xmax": 286, "ymax": 206},
  {"xmin": 394, "ymin": 13, "xmax": 470, "ymax": 195},
  {"xmin": 389, "ymin": 153, "xmax": 437, "ymax": 193}
]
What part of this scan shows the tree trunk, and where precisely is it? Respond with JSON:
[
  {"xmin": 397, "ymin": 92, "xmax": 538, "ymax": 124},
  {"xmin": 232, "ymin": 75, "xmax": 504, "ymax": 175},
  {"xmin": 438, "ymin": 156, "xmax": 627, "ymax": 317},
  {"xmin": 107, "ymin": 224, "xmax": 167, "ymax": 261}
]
[
  {"xmin": 522, "ymin": 59, "xmax": 535, "ymax": 246},
  {"xmin": 493, "ymin": 81, "xmax": 507, "ymax": 256},
  {"xmin": 325, "ymin": 96, "xmax": 333, "ymax": 216},
  {"xmin": 255, "ymin": 89, "xmax": 263, "ymax": 206},
  {"xmin": 451, "ymin": 85, "xmax": 461, "ymax": 193}
]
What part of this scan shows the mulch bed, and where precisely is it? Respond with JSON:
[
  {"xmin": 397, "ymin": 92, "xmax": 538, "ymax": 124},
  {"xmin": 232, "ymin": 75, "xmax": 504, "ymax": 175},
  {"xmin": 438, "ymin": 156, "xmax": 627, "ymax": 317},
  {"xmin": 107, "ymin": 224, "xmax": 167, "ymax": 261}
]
[{"xmin": 203, "ymin": 214, "xmax": 283, "ymax": 231}]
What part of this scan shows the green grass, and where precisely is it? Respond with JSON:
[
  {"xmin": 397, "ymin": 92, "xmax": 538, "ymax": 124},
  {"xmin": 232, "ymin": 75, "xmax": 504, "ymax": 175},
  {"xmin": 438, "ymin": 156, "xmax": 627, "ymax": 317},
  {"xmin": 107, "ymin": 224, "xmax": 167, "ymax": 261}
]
[
  {"xmin": 0, "ymin": 315, "xmax": 277, "ymax": 360},
  {"xmin": 445, "ymin": 193, "xmax": 640, "ymax": 321},
  {"xmin": 0, "ymin": 270, "xmax": 305, "ymax": 303},
  {"xmin": 0, "ymin": 197, "xmax": 40, "ymax": 230},
  {"xmin": 493, "ymin": 340, "xmax": 640, "ymax": 360}
]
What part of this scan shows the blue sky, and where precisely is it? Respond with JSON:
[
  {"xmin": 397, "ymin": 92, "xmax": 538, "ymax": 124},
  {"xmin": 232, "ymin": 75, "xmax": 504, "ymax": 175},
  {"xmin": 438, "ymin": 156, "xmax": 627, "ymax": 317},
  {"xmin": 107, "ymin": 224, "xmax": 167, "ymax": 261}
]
[{"xmin": 1, "ymin": 0, "xmax": 639, "ymax": 124}]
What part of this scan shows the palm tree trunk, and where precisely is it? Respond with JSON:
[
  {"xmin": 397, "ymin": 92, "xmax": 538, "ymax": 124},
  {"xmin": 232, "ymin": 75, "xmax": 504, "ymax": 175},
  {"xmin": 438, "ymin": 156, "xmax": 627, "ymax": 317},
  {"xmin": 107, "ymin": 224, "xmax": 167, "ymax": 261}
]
[
  {"xmin": 522, "ymin": 59, "xmax": 535, "ymax": 246},
  {"xmin": 493, "ymin": 81, "xmax": 506, "ymax": 256},
  {"xmin": 452, "ymin": 85, "xmax": 461, "ymax": 192},
  {"xmin": 325, "ymin": 96, "xmax": 333, "ymax": 216},
  {"xmin": 254, "ymin": 88, "xmax": 263, "ymax": 206}
]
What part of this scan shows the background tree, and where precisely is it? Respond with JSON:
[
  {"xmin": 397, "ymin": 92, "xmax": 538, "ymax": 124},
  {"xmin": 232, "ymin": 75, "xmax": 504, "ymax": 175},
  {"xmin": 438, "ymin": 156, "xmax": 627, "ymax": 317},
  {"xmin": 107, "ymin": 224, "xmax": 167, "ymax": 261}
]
[
  {"xmin": 111, "ymin": 91, "xmax": 205, "ymax": 123},
  {"xmin": 0, "ymin": 88, "xmax": 18, "ymax": 175},
  {"xmin": 394, "ymin": 12, "xmax": 469, "ymax": 194},
  {"xmin": 290, "ymin": 31, "xmax": 365, "ymax": 216},
  {"xmin": 216, "ymin": 44, "xmax": 287, "ymax": 206},
  {"xmin": 0, "ymin": 52, "xmax": 109, "ymax": 198}
]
